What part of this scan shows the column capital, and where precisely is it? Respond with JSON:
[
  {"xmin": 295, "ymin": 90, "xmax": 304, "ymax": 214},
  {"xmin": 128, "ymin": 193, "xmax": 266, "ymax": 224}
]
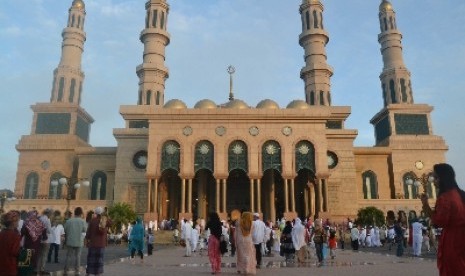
[
  {"xmin": 213, "ymin": 173, "xmax": 228, "ymax": 180},
  {"xmin": 315, "ymin": 172, "xmax": 330, "ymax": 179}
]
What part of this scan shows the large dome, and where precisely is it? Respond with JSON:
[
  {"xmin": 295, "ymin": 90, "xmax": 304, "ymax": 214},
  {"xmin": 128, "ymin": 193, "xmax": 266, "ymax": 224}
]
[
  {"xmin": 72, "ymin": 0, "xmax": 85, "ymax": 9},
  {"xmin": 286, "ymin": 100, "xmax": 310, "ymax": 109},
  {"xmin": 256, "ymin": 99, "xmax": 280, "ymax": 109},
  {"xmin": 224, "ymin": 99, "xmax": 249, "ymax": 109},
  {"xmin": 164, "ymin": 99, "xmax": 187, "ymax": 109},
  {"xmin": 194, "ymin": 99, "xmax": 217, "ymax": 109},
  {"xmin": 379, "ymin": 0, "xmax": 393, "ymax": 12}
]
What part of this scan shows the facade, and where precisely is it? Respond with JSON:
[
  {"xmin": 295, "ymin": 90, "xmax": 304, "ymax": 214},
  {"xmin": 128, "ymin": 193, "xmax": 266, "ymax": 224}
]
[{"xmin": 11, "ymin": 0, "xmax": 447, "ymax": 222}]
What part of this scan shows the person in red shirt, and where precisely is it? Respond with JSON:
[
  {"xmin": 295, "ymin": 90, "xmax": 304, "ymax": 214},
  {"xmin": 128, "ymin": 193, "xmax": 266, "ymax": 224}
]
[
  {"xmin": 0, "ymin": 210, "xmax": 22, "ymax": 276},
  {"xmin": 328, "ymin": 230, "xmax": 337, "ymax": 259},
  {"xmin": 421, "ymin": 163, "xmax": 465, "ymax": 276}
]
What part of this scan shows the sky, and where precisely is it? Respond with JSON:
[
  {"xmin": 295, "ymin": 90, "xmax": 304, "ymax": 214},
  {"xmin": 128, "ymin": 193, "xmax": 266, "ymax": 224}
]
[{"xmin": 1, "ymin": 0, "xmax": 465, "ymax": 191}]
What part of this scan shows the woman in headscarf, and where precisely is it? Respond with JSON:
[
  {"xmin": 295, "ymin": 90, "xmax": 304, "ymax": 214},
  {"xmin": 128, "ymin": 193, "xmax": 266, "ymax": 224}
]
[
  {"xmin": 0, "ymin": 211, "xmax": 21, "ymax": 276},
  {"xmin": 235, "ymin": 211, "xmax": 256, "ymax": 274},
  {"xmin": 21, "ymin": 210, "xmax": 46, "ymax": 272},
  {"xmin": 206, "ymin": 212, "xmax": 222, "ymax": 274},
  {"xmin": 128, "ymin": 216, "xmax": 145, "ymax": 265},
  {"xmin": 85, "ymin": 206, "xmax": 112, "ymax": 275},
  {"xmin": 280, "ymin": 220, "xmax": 295, "ymax": 263},
  {"xmin": 421, "ymin": 163, "xmax": 465, "ymax": 276},
  {"xmin": 291, "ymin": 218, "xmax": 307, "ymax": 264}
]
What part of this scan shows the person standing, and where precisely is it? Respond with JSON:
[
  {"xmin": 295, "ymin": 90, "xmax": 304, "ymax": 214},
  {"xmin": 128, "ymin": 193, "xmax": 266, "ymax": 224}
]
[
  {"xmin": 350, "ymin": 225, "xmax": 359, "ymax": 251},
  {"xmin": 280, "ymin": 221, "xmax": 295, "ymax": 263},
  {"xmin": 251, "ymin": 213, "xmax": 266, "ymax": 268},
  {"xmin": 411, "ymin": 219, "xmax": 423, "ymax": 257},
  {"xmin": 128, "ymin": 217, "xmax": 144, "ymax": 265},
  {"xmin": 206, "ymin": 212, "xmax": 223, "ymax": 275},
  {"xmin": 47, "ymin": 217, "xmax": 65, "ymax": 263},
  {"xmin": 147, "ymin": 228, "xmax": 154, "ymax": 256},
  {"xmin": 421, "ymin": 163, "xmax": 465, "ymax": 275},
  {"xmin": 291, "ymin": 218, "xmax": 307, "ymax": 264},
  {"xmin": 181, "ymin": 219, "xmax": 193, "ymax": 257},
  {"xmin": 21, "ymin": 210, "xmax": 46, "ymax": 275},
  {"xmin": 191, "ymin": 223, "xmax": 200, "ymax": 253},
  {"xmin": 235, "ymin": 212, "xmax": 256, "ymax": 275},
  {"xmin": 37, "ymin": 208, "xmax": 53, "ymax": 275},
  {"xmin": 63, "ymin": 207, "xmax": 87, "ymax": 275},
  {"xmin": 313, "ymin": 220, "xmax": 326, "ymax": 264},
  {"xmin": 85, "ymin": 206, "xmax": 112, "ymax": 275},
  {"xmin": 328, "ymin": 231, "xmax": 337, "ymax": 259},
  {"xmin": 394, "ymin": 216, "xmax": 405, "ymax": 257},
  {"xmin": 0, "ymin": 211, "xmax": 21, "ymax": 276}
]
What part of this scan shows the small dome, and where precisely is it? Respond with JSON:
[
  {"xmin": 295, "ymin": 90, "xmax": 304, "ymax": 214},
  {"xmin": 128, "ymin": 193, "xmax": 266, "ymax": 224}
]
[
  {"xmin": 256, "ymin": 99, "xmax": 280, "ymax": 109},
  {"xmin": 286, "ymin": 100, "xmax": 310, "ymax": 109},
  {"xmin": 72, "ymin": 0, "xmax": 85, "ymax": 9},
  {"xmin": 379, "ymin": 0, "xmax": 393, "ymax": 12},
  {"xmin": 224, "ymin": 99, "xmax": 249, "ymax": 109},
  {"xmin": 194, "ymin": 99, "xmax": 217, "ymax": 109},
  {"xmin": 164, "ymin": 99, "xmax": 187, "ymax": 109}
]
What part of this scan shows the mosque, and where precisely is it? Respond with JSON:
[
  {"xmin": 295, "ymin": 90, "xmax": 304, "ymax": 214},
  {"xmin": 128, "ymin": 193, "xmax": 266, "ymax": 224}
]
[{"xmin": 12, "ymin": 0, "xmax": 447, "ymax": 223}]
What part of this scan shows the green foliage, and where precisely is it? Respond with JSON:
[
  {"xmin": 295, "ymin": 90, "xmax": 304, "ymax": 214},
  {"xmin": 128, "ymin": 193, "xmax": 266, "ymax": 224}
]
[
  {"xmin": 107, "ymin": 202, "xmax": 137, "ymax": 233},
  {"xmin": 355, "ymin": 206, "xmax": 386, "ymax": 227}
]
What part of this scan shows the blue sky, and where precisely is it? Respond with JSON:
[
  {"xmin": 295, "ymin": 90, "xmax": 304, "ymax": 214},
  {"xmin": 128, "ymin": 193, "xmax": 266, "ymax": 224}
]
[{"xmin": 1, "ymin": 0, "xmax": 465, "ymax": 190}]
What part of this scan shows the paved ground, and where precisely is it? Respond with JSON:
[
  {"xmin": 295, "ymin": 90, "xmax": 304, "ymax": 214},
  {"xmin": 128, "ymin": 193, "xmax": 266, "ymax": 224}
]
[{"xmin": 45, "ymin": 243, "xmax": 438, "ymax": 276}]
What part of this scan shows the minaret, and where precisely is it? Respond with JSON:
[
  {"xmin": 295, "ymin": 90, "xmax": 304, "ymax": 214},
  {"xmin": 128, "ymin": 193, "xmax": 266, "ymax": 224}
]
[
  {"xmin": 378, "ymin": 0, "xmax": 414, "ymax": 106},
  {"xmin": 136, "ymin": 0, "xmax": 170, "ymax": 107},
  {"xmin": 50, "ymin": 0, "xmax": 86, "ymax": 105},
  {"xmin": 299, "ymin": 0, "xmax": 333, "ymax": 106}
]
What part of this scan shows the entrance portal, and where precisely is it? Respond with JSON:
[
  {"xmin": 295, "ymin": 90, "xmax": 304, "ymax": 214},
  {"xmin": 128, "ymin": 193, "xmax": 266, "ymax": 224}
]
[
  {"xmin": 159, "ymin": 169, "xmax": 181, "ymax": 220},
  {"xmin": 295, "ymin": 169, "xmax": 316, "ymax": 219},
  {"xmin": 261, "ymin": 169, "xmax": 284, "ymax": 222},
  {"xmin": 192, "ymin": 169, "xmax": 216, "ymax": 221},
  {"xmin": 227, "ymin": 169, "xmax": 250, "ymax": 213}
]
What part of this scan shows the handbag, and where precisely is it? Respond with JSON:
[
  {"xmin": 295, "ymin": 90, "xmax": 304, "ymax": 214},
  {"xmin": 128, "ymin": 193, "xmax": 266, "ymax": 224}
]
[{"xmin": 17, "ymin": 248, "xmax": 34, "ymax": 275}]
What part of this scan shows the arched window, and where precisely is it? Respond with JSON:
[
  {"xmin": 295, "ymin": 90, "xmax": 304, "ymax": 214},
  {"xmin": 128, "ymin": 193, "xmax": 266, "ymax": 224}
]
[
  {"xmin": 57, "ymin": 77, "xmax": 65, "ymax": 102},
  {"xmin": 161, "ymin": 11, "xmax": 165, "ymax": 29},
  {"xmin": 49, "ymin": 172, "xmax": 64, "ymax": 199},
  {"xmin": 156, "ymin": 91, "xmax": 160, "ymax": 105},
  {"xmin": 400, "ymin": 78, "xmax": 408, "ymax": 102},
  {"xmin": 305, "ymin": 11, "xmax": 310, "ymax": 30},
  {"xmin": 389, "ymin": 16, "xmax": 394, "ymax": 30},
  {"xmin": 383, "ymin": 17, "xmax": 388, "ymax": 31},
  {"xmin": 310, "ymin": 91, "xmax": 315, "ymax": 105},
  {"xmin": 403, "ymin": 172, "xmax": 419, "ymax": 199},
  {"xmin": 362, "ymin": 171, "xmax": 378, "ymax": 199},
  {"xmin": 320, "ymin": 12, "xmax": 324, "ymax": 29},
  {"xmin": 77, "ymin": 16, "xmax": 81, "ymax": 29},
  {"xmin": 138, "ymin": 90, "xmax": 142, "ymax": 105},
  {"xmin": 146, "ymin": 90, "xmax": 152, "ymax": 105},
  {"xmin": 153, "ymin": 10, "xmax": 158, "ymax": 28},
  {"xmin": 319, "ymin": 91, "xmax": 325, "ymax": 105},
  {"xmin": 313, "ymin": 10, "xmax": 318, "ymax": 28},
  {"xmin": 91, "ymin": 171, "xmax": 107, "ymax": 200},
  {"xmin": 78, "ymin": 81, "xmax": 83, "ymax": 104},
  {"xmin": 25, "ymin": 172, "xmax": 39, "ymax": 199},
  {"xmin": 262, "ymin": 140, "xmax": 282, "ymax": 172},
  {"xmin": 69, "ymin": 79, "xmax": 76, "ymax": 103},
  {"xmin": 146, "ymin": 11, "xmax": 150, "ymax": 28},
  {"xmin": 161, "ymin": 140, "xmax": 180, "ymax": 172},
  {"xmin": 71, "ymin": 14, "xmax": 75, "ymax": 27},
  {"xmin": 389, "ymin": 79, "xmax": 396, "ymax": 103},
  {"xmin": 195, "ymin": 140, "xmax": 214, "ymax": 173},
  {"xmin": 382, "ymin": 83, "xmax": 387, "ymax": 106},
  {"xmin": 328, "ymin": 92, "xmax": 331, "ymax": 105},
  {"xmin": 228, "ymin": 140, "xmax": 248, "ymax": 173},
  {"xmin": 295, "ymin": 140, "xmax": 315, "ymax": 172}
]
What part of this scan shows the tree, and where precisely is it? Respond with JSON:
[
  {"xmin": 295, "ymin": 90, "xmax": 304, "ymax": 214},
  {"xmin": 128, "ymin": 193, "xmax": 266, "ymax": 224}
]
[
  {"xmin": 355, "ymin": 206, "xmax": 385, "ymax": 227},
  {"xmin": 107, "ymin": 202, "xmax": 137, "ymax": 233}
]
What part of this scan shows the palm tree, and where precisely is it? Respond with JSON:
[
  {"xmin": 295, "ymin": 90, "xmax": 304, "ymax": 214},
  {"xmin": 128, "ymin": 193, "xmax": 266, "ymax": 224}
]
[{"xmin": 108, "ymin": 202, "xmax": 137, "ymax": 233}]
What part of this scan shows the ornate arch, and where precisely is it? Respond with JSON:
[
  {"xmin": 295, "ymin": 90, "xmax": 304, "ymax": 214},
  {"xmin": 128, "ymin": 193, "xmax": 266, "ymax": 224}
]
[
  {"xmin": 228, "ymin": 140, "xmax": 248, "ymax": 173},
  {"xmin": 362, "ymin": 170, "xmax": 378, "ymax": 199},
  {"xmin": 161, "ymin": 140, "xmax": 180, "ymax": 173},
  {"xmin": 25, "ymin": 172, "xmax": 39, "ymax": 199},
  {"xmin": 195, "ymin": 140, "xmax": 214, "ymax": 173},
  {"xmin": 49, "ymin": 172, "xmax": 64, "ymax": 199},
  {"xmin": 295, "ymin": 140, "xmax": 315, "ymax": 173},
  {"xmin": 91, "ymin": 171, "xmax": 107, "ymax": 200},
  {"xmin": 262, "ymin": 140, "xmax": 281, "ymax": 172}
]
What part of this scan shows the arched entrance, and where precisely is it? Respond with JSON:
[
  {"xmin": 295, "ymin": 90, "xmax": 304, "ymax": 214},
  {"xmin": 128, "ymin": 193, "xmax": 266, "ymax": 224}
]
[
  {"xmin": 227, "ymin": 169, "xmax": 250, "ymax": 213},
  {"xmin": 261, "ymin": 169, "xmax": 284, "ymax": 222},
  {"xmin": 295, "ymin": 169, "xmax": 316, "ymax": 220},
  {"xmin": 158, "ymin": 169, "xmax": 181, "ymax": 220},
  {"xmin": 193, "ymin": 169, "xmax": 216, "ymax": 221}
]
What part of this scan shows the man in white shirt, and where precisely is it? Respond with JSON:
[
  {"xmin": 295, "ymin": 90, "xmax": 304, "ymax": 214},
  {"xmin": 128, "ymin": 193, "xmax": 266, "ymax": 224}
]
[
  {"xmin": 252, "ymin": 213, "xmax": 266, "ymax": 267},
  {"xmin": 181, "ymin": 219, "xmax": 193, "ymax": 256},
  {"xmin": 350, "ymin": 225, "xmax": 360, "ymax": 250},
  {"xmin": 37, "ymin": 208, "xmax": 53, "ymax": 274},
  {"xmin": 47, "ymin": 218, "xmax": 65, "ymax": 263},
  {"xmin": 411, "ymin": 220, "xmax": 424, "ymax": 256}
]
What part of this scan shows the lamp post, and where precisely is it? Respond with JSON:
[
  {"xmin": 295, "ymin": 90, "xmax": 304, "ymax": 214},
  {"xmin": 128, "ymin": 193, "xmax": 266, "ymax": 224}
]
[
  {"xmin": 50, "ymin": 177, "xmax": 89, "ymax": 216},
  {"xmin": 0, "ymin": 192, "xmax": 16, "ymax": 214},
  {"xmin": 405, "ymin": 161, "xmax": 436, "ymax": 199}
]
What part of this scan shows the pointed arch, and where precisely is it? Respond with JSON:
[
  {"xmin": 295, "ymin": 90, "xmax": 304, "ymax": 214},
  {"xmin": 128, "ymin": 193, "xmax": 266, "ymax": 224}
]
[
  {"xmin": 49, "ymin": 172, "xmax": 63, "ymax": 199},
  {"xmin": 262, "ymin": 140, "xmax": 282, "ymax": 173},
  {"xmin": 305, "ymin": 10, "xmax": 310, "ymax": 30},
  {"xmin": 57, "ymin": 77, "xmax": 65, "ymax": 102},
  {"xmin": 228, "ymin": 140, "xmax": 248, "ymax": 173},
  {"xmin": 195, "ymin": 140, "xmax": 214, "ymax": 173},
  {"xmin": 362, "ymin": 171, "xmax": 378, "ymax": 199},
  {"xmin": 146, "ymin": 90, "xmax": 152, "ymax": 105},
  {"xmin": 25, "ymin": 172, "xmax": 39, "ymax": 199},
  {"xmin": 161, "ymin": 140, "xmax": 180, "ymax": 173},
  {"xmin": 69, "ymin": 79, "xmax": 76, "ymax": 103},
  {"xmin": 313, "ymin": 10, "xmax": 318, "ymax": 28},
  {"xmin": 389, "ymin": 79, "xmax": 396, "ymax": 103},
  {"xmin": 403, "ymin": 172, "xmax": 419, "ymax": 199},
  {"xmin": 295, "ymin": 140, "xmax": 315, "ymax": 172},
  {"xmin": 91, "ymin": 171, "xmax": 107, "ymax": 200}
]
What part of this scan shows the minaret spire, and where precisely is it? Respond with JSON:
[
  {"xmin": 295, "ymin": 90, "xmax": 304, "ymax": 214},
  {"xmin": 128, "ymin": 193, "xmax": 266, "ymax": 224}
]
[
  {"xmin": 378, "ymin": 0, "xmax": 414, "ymax": 106},
  {"xmin": 299, "ymin": 0, "xmax": 333, "ymax": 106},
  {"xmin": 227, "ymin": 65, "xmax": 235, "ymax": 101},
  {"xmin": 137, "ymin": 0, "xmax": 170, "ymax": 107},
  {"xmin": 50, "ymin": 0, "xmax": 86, "ymax": 105}
]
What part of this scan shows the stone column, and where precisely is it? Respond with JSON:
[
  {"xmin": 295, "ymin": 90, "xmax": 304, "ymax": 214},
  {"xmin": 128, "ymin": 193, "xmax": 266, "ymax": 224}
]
[
  {"xmin": 216, "ymin": 179, "xmax": 221, "ymax": 213},
  {"xmin": 222, "ymin": 179, "xmax": 227, "ymax": 213},
  {"xmin": 147, "ymin": 178, "xmax": 152, "ymax": 212},
  {"xmin": 317, "ymin": 179, "xmax": 323, "ymax": 214},
  {"xmin": 188, "ymin": 179, "xmax": 193, "ymax": 213},
  {"xmin": 284, "ymin": 179, "xmax": 289, "ymax": 213},
  {"xmin": 154, "ymin": 178, "xmax": 158, "ymax": 215},
  {"xmin": 290, "ymin": 178, "xmax": 296, "ymax": 212},
  {"xmin": 181, "ymin": 179, "xmax": 186, "ymax": 213},
  {"xmin": 257, "ymin": 178, "xmax": 262, "ymax": 213},
  {"xmin": 250, "ymin": 179, "xmax": 255, "ymax": 212},
  {"xmin": 323, "ymin": 179, "xmax": 329, "ymax": 212}
]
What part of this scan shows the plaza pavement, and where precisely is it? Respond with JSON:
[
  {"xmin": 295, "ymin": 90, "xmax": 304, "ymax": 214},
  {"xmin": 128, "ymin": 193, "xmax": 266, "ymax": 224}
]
[{"xmin": 49, "ymin": 244, "xmax": 438, "ymax": 276}]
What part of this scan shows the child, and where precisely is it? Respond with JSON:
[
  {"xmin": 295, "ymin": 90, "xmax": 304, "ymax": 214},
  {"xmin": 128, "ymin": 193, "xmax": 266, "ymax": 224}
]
[
  {"xmin": 422, "ymin": 229, "xmax": 430, "ymax": 252},
  {"xmin": 147, "ymin": 228, "xmax": 155, "ymax": 255},
  {"xmin": 328, "ymin": 231, "xmax": 337, "ymax": 259}
]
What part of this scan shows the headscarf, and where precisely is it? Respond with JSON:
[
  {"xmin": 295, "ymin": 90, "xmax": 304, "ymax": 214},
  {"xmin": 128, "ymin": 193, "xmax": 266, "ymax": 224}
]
[
  {"xmin": 282, "ymin": 220, "xmax": 293, "ymax": 235},
  {"xmin": 240, "ymin": 212, "xmax": 253, "ymax": 237},
  {"xmin": 128, "ymin": 217, "xmax": 145, "ymax": 251},
  {"xmin": 291, "ymin": 218, "xmax": 307, "ymax": 250},
  {"xmin": 24, "ymin": 210, "xmax": 45, "ymax": 242}
]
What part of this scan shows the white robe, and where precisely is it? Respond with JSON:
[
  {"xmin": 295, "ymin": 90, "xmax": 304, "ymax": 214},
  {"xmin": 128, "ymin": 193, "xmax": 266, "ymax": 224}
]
[
  {"xmin": 291, "ymin": 218, "xmax": 307, "ymax": 251},
  {"xmin": 191, "ymin": 228, "xmax": 199, "ymax": 251}
]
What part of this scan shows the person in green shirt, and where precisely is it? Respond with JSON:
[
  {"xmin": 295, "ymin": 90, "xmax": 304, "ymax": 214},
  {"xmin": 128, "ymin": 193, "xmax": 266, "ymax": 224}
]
[{"xmin": 63, "ymin": 207, "xmax": 87, "ymax": 275}]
